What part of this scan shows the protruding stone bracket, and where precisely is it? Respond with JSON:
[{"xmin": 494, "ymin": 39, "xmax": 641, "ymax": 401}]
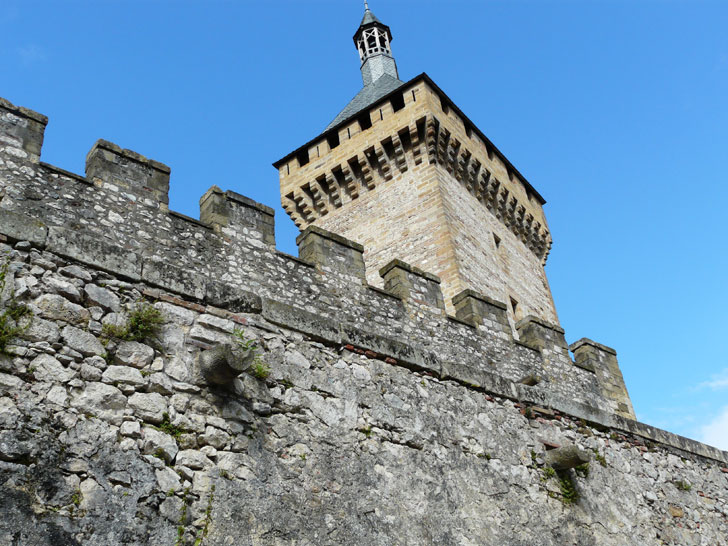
[
  {"xmin": 199, "ymin": 186, "xmax": 276, "ymax": 247},
  {"xmin": 199, "ymin": 344, "xmax": 255, "ymax": 386},
  {"xmin": 380, "ymin": 259, "xmax": 445, "ymax": 311},
  {"xmin": 544, "ymin": 445, "xmax": 591, "ymax": 470},
  {"xmin": 452, "ymin": 289, "xmax": 509, "ymax": 333},
  {"xmin": 0, "ymin": 97, "xmax": 48, "ymax": 163},
  {"xmin": 570, "ymin": 338, "xmax": 636, "ymax": 420},
  {"xmin": 515, "ymin": 316, "xmax": 568, "ymax": 353},
  {"xmin": 296, "ymin": 225, "xmax": 366, "ymax": 279},
  {"xmin": 85, "ymin": 139, "xmax": 171, "ymax": 206}
]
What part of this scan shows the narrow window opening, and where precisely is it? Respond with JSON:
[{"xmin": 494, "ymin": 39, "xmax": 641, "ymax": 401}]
[
  {"xmin": 286, "ymin": 164, "xmax": 290, "ymax": 175},
  {"xmin": 316, "ymin": 145, "xmax": 320, "ymax": 158},
  {"xmin": 380, "ymin": 108, "xmax": 383, "ymax": 121},
  {"xmin": 493, "ymin": 233, "xmax": 501, "ymax": 249},
  {"xmin": 296, "ymin": 149, "xmax": 309, "ymax": 167},
  {"xmin": 347, "ymin": 127, "xmax": 351, "ymax": 139},
  {"xmin": 358, "ymin": 112, "xmax": 372, "ymax": 131},
  {"xmin": 391, "ymin": 92, "xmax": 405, "ymax": 112},
  {"xmin": 440, "ymin": 96, "xmax": 450, "ymax": 114},
  {"xmin": 327, "ymin": 131, "xmax": 340, "ymax": 150},
  {"xmin": 510, "ymin": 297, "xmax": 521, "ymax": 321},
  {"xmin": 412, "ymin": 90, "xmax": 416, "ymax": 102}
]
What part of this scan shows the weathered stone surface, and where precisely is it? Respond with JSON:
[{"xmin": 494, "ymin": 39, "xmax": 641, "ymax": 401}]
[
  {"xmin": 61, "ymin": 325, "xmax": 104, "ymax": 356},
  {"xmin": 155, "ymin": 466, "xmax": 181, "ymax": 493},
  {"xmin": 0, "ymin": 372, "xmax": 25, "ymax": 394},
  {"xmin": 59, "ymin": 264, "xmax": 93, "ymax": 282},
  {"xmin": 115, "ymin": 341, "xmax": 154, "ymax": 369},
  {"xmin": 70, "ymin": 382, "xmax": 126, "ymax": 422},
  {"xmin": 198, "ymin": 426, "xmax": 230, "ymax": 450},
  {"xmin": 175, "ymin": 449, "xmax": 212, "ymax": 470},
  {"xmin": 83, "ymin": 284, "xmax": 120, "ymax": 312},
  {"xmin": 119, "ymin": 420, "xmax": 141, "ymax": 438},
  {"xmin": 29, "ymin": 353, "xmax": 74, "ymax": 383},
  {"xmin": 46, "ymin": 276, "xmax": 81, "ymax": 302},
  {"xmin": 22, "ymin": 317, "xmax": 60, "ymax": 343},
  {"xmin": 34, "ymin": 294, "xmax": 90, "ymax": 325},
  {"xmin": 101, "ymin": 365, "xmax": 146, "ymax": 387},
  {"xmin": 141, "ymin": 427, "xmax": 178, "ymax": 463},
  {"xmin": 128, "ymin": 392, "xmax": 167, "ymax": 424}
]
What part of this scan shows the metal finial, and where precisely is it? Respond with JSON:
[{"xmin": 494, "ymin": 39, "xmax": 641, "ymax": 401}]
[{"xmin": 364, "ymin": 0, "xmax": 369, "ymax": 10}]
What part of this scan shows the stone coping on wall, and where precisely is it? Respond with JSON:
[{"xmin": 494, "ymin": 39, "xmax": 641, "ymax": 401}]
[
  {"xmin": 452, "ymin": 288, "xmax": 508, "ymax": 311},
  {"xmin": 379, "ymin": 259, "xmax": 442, "ymax": 283},
  {"xmin": 570, "ymin": 337, "xmax": 618, "ymax": 355},
  {"xmin": 86, "ymin": 138, "xmax": 171, "ymax": 174},
  {"xmin": 296, "ymin": 225, "xmax": 365, "ymax": 252},
  {"xmin": 0, "ymin": 96, "xmax": 48, "ymax": 125},
  {"xmin": 516, "ymin": 315, "xmax": 566, "ymax": 335}
]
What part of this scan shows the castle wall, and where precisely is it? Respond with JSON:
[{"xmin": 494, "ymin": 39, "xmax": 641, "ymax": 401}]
[
  {"xmin": 0, "ymin": 244, "xmax": 726, "ymax": 545},
  {"xmin": 1, "ymin": 96, "xmax": 727, "ymax": 545}
]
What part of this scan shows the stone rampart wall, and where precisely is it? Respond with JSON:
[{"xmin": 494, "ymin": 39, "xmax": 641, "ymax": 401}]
[{"xmin": 1, "ymin": 95, "xmax": 727, "ymax": 545}]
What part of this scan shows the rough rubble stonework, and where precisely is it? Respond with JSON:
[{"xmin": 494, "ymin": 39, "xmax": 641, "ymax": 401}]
[{"xmin": 0, "ymin": 88, "xmax": 727, "ymax": 545}]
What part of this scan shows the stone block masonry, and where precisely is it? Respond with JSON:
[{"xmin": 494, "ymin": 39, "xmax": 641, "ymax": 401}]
[{"xmin": 1, "ymin": 95, "xmax": 727, "ymax": 545}]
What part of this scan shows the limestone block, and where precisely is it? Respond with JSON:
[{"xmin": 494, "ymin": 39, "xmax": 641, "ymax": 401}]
[
  {"xmin": 128, "ymin": 392, "xmax": 167, "ymax": 424},
  {"xmin": 141, "ymin": 427, "xmax": 178, "ymax": 464},
  {"xmin": 115, "ymin": 341, "xmax": 154, "ymax": 369},
  {"xmin": 70, "ymin": 382, "xmax": 126, "ymax": 423},
  {"xmin": 30, "ymin": 354, "xmax": 74, "ymax": 383},
  {"xmin": 101, "ymin": 365, "xmax": 146, "ymax": 388},
  {"xmin": 34, "ymin": 294, "xmax": 90, "ymax": 326},
  {"xmin": 61, "ymin": 325, "xmax": 104, "ymax": 357},
  {"xmin": 83, "ymin": 284, "xmax": 120, "ymax": 312}
]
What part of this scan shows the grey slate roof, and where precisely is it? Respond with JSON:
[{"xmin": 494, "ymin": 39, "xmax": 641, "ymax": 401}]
[
  {"xmin": 360, "ymin": 9, "xmax": 381, "ymax": 26},
  {"xmin": 324, "ymin": 73, "xmax": 405, "ymax": 131}
]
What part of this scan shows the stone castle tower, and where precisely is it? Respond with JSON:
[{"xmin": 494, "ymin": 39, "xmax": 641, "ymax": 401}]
[{"xmin": 275, "ymin": 5, "xmax": 557, "ymax": 325}]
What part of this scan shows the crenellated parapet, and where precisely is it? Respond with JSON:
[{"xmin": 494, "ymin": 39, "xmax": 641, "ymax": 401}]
[{"xmin": 0, "ymin": 94, "xmax": 650, "ymax": 450}]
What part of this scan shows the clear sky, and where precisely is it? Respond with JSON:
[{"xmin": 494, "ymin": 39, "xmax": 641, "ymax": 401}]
[{"xmin": 2, "ymin": 1, "xmax": 727, "ymax": 450}]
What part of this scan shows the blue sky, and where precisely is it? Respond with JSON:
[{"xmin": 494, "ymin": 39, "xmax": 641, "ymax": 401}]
[{"xmin": 2, "ymin": 1, "xmax": 727, "ymax": 450}]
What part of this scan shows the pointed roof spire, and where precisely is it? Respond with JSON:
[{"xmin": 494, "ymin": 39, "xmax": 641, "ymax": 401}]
[{"xmin": 358, "ymin": 2, "xmax": 385, "ymax": 30}]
